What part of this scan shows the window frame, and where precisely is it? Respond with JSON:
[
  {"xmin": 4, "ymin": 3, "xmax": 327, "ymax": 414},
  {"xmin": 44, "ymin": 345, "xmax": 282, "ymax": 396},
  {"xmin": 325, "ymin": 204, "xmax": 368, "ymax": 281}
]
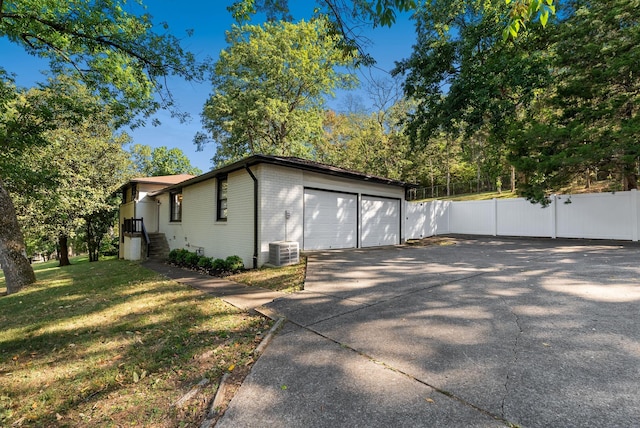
[
  {"xmin": 170, "ymin": 191, "xmax": 183, "ymax": 222},
  {"xmin": 217, "ymin": 176, "xmax": 228, "ymax": 221}
]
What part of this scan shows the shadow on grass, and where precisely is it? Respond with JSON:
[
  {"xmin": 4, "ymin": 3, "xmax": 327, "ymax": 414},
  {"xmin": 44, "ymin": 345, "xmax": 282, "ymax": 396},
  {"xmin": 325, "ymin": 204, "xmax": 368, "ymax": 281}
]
[{"xmin": 0, "ymin": 256, "xmax": 272, "ymax": 427}]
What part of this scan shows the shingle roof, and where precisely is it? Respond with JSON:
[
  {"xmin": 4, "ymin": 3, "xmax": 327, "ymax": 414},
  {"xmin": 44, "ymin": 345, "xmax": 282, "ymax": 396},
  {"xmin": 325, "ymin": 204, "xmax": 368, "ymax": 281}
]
[
  {"xmin": 156, "ymin": 155, "xmax": 416, "ymax": 194},
  {"xmin": 130, "ymin": 174, "xmax": 195, "ymax": 185}
]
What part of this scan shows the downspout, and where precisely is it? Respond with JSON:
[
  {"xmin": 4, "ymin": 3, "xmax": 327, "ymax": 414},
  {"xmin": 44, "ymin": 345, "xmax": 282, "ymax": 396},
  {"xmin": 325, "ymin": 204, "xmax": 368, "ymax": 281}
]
[{"xmin": 244, "ymin": 165, "xmax": 259, "ymax": 269}]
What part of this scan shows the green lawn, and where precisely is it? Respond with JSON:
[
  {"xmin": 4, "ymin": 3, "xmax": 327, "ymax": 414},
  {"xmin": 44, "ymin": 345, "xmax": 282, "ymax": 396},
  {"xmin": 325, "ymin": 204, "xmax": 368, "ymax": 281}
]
[
  {"xmin": 415, "ymin": 190, "xmax": 518, "ymax": 202},
  {"xmin": 229, "ymin": 256, "xmax": 307, "ymax": 293},
  {"xmin": 0, "ymin": 257, "xmax": 272, "ymax": 427}
]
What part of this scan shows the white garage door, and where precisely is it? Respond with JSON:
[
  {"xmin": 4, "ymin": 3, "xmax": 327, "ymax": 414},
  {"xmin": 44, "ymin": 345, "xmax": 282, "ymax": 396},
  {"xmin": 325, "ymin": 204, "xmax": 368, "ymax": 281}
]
[
  {"xmin": 361, "ymin": 196, "xmax": 400, "ymax": 247},
  {"xmin": 304, "ymin": 189, "xmax": 357, "ymax": 250}
]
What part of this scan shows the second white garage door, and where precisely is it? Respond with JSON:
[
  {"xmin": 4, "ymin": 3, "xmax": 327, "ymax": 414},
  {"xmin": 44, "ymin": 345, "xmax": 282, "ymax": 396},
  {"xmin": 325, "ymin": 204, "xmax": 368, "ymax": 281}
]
[
  {"xmin": 303, "ymin": 189, "xmax": 357, "ymax": 250},
  {"xmin": 361, "ymin": 196, "xmax": 400, "ymax": 247}
]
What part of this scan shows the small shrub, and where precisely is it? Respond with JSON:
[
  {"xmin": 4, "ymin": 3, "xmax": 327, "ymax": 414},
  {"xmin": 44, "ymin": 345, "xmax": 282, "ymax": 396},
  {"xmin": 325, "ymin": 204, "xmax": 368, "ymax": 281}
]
[
  {"xmin": 185, "ymin": 252, "xmax": 201, "ymax": 268},
  {"xmin": 168, "ymin": 249, "xmax": 180, "ymax": 263},
  {"xmin": 197, "ymin": 256, "xmax": 213, "ymax": 270},
  {"xmin": 225, "ymin": 255, "xmax": 244, "ymax": 272},
  {"xmin": 175, "ymin": 249, "xmax": 191, "ymax": 265},
  {"xmin": 212, "ymin": 258, "xmax": 227, "ymax": 271}
]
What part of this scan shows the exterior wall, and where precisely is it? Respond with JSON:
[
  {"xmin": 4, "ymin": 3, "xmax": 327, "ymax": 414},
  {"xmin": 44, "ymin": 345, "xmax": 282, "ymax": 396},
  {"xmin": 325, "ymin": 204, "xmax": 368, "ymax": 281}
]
[
  {"xmin": 158, "ymin": 170, "xmax": 255, "ymax": 268},
  {"xmin": 256, "ymin": 165, "xmax": 406, "ymax": 263},
  {"xmin": 123, "ymin": 236, "xmax": 141, "ymax": 261},
  {"xmin": 257, "ymin": 165, "xmax": 304, "ymax": 265},
  {"xmin": 137, "ymin": 183, "xmax": 168, "ymax": 201},
  {"xmin": 405, "ymin": 190, "xmax": 640, "ymax": 242}
]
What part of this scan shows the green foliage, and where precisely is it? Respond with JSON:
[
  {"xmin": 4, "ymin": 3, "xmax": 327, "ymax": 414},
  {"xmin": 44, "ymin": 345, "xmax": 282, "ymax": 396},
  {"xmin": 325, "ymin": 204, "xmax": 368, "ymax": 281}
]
[
  {"xmin": 225, "ymin": 255, "xmax": 245, "ymax": 272},
  {"xmin": 0, "ymin": 0, "xmax": 203, "ymax": 125},
  {"xmin": 510, "ymin": 0, "xmax": 640, "ymax": 203},
  {"xmin": 504, "ymin": 0, "xmax": 556, "ymax": 40},
  {"xmin": 212, "ymin": 258, "xmax": 227, "ymax": 271},
  {"xmin": 228, "ymin": 0, "xmax": 553, "ymax": 66},
  {"xmin": 6, "ymin": 78, "xmax": 131, "ymax": 260},
  {"xmin": 197, "ymin": 256, "xmax": 214, "ymax": 270},
  {"xmin": 197, "ymin": 18, "xmax": 358, "ymax": 166},
  {"xmin": 169, "ymin": 250, "xmax": 244, "ymax": 273},
  {"xmin": 130, "ymin": 144, "xmax": 202, "ymax": 177},
  {"xmin": 184, "ymin": 252, "xmax": 201, "ymax": 267}
]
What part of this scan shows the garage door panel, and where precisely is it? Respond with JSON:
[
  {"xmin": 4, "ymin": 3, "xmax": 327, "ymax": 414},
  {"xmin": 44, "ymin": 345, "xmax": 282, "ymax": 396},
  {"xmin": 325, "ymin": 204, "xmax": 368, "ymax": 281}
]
[
  {"xmin": 361, "ymin": 197, "xmax": 399, "ymax": 247},
  {"xmin": 304, "ymin": 190, "xmax": 357, "ymax": 250}
]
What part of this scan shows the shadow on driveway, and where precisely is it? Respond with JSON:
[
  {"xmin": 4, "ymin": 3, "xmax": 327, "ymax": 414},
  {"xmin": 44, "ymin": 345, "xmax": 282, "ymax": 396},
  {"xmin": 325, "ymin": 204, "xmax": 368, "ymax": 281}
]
[{"xmin": 218, "ymin": 237, "xmax": 640, "ymax": 427}]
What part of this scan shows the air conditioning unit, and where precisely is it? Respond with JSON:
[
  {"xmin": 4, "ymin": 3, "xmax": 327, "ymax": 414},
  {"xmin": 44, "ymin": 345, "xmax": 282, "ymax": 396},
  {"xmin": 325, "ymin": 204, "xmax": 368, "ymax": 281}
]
[{"xmin": 269, "ymin": 241, "xmax": 299, "ymax": 267}]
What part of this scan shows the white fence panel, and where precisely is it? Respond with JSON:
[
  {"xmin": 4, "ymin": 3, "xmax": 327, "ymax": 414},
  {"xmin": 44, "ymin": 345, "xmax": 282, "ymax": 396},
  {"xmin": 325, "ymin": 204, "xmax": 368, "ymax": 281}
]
[
  {"xmin": 429, "ymin": 200, "xmax": 451, "ymax": 236},
  {"xmin": 496, "ymin": 198, "xmax": 554, "ymax": 237},
  {"xmin": 405, "ymin": 201, "xmax": 428, "ymax": 239},
  {"xmin": 555, "ymin": 192, "xmax": 636, "ymax": 240},
  {"xmin": 406, "ymin": 190, "xmax": 639, "ymax": 242},
  {"xmin": 405, "ymin": 200, "xmax": 451, "ymax": 239},
  {"xmin": 449, "ymin": 200, "xmax": 495, "ymax": 235}
]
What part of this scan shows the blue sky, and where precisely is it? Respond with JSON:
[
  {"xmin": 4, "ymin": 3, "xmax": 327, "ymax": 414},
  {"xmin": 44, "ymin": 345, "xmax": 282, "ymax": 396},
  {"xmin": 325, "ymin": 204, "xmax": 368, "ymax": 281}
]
[{"xmin": 0, "ymin": 1, "xmax": 417, "ymax": 172}]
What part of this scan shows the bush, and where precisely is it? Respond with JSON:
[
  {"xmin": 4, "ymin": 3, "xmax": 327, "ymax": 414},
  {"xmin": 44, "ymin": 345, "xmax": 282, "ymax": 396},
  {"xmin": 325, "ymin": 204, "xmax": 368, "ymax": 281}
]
[
  {"xmin": 185, "ymin": 252, "xmax": 201, "ymax": 268},
  {"xmin": 168, "ymin": 249, "xmax": 179, "ymax": 263},
  {"xmin": 212, "ymin": 258, "xmax": 227, "ymax": 271},
  {"xmin": 225, "ymin": 255, "xmax": 244, "ymax": 272},
  {"xmin": 197, "ymin": 256, "xmax": 213, "ymax": 270},
  {"xmin": 177, "ymin": 249, "xmax": 191, "ymax": 265}
]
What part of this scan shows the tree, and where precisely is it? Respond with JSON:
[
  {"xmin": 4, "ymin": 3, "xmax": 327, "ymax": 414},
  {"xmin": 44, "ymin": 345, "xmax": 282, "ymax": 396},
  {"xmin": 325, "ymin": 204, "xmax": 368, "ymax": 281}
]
[
  {"xmin": 130, "ymin": 144, "xmax": 202, "ymax": 176},
  {"xmin": 229, "ymin": 0, "xmax": 555, "ymax": 62},
  {"xmin": 392, "ymin": 1, "xmax": 552, "ymax": 195},
  {"xmin": 510, "ymin": 0, "xmax": 640, "ymax": 204},
  {"xmin": 0, "ymin": 0, "xmax": 200, "ymax": 293},
  {"xmin": 196, "ymin": 18, "xmax": 358, "ymax": 166},
  {"xmin": 9, "ymin": 79, "xmax": 131, "ymax": 267}
]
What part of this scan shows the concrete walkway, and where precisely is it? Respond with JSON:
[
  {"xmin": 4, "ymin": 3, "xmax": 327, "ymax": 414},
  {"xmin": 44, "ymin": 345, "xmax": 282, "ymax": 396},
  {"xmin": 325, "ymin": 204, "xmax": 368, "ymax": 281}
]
[
  {"xmin": 215, "ymin": 237, "xmax": 640, "ymax": 427},
  {"xmin": 142, "ymin": 260, "xmax": 286, "ymax": 311}
]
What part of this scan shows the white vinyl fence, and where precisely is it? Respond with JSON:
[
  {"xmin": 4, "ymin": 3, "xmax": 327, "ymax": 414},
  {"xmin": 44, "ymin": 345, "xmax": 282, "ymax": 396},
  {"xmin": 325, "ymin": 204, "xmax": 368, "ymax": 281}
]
[{"xmin": 405, "ymin": 189, "xmax": 640, "ymax": 242}]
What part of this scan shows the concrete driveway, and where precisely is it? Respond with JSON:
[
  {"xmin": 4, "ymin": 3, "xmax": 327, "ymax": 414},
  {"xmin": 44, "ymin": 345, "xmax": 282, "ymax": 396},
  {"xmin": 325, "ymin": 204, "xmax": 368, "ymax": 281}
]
[{"xmin": 217, "ymin": 237, "xmax": 640, "ymax": 427}]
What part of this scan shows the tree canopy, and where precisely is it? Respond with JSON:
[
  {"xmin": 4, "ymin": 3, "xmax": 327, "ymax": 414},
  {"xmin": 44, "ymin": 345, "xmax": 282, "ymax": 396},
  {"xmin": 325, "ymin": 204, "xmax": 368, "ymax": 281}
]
[
  {"xmin": 0, "ymin": 0, "xmax": 202, "ymax": 125},
  {"xmin": 197, "ymin": 18, "xmax": 358, "ymax": 166},
  {"xmin": 8, "ymin": 79, "xmax": 131, "ymax": 267},
  {"xmin": 130, "ymin": 144, "xmax": 202, "ymax": 177},
  {"xmin": 228, "ymin": 0, "xmax": 555, "ymax": 63},
  {"xmin": 1, "ymin": 0, "xmax": 201, "ymax": 294}
]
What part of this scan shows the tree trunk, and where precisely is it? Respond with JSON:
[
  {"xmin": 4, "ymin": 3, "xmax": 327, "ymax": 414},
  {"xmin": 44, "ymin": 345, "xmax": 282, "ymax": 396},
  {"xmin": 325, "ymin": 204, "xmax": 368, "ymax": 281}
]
[
  {"xmin": 624, "ymin": 172, "xmax": 638, "ymax": 191},
  {"xmin": 58, "ymin": 234, "xmax": 71, "ymax": 267},
  {"xmin": 511, "ymin": 166, "xmax": 516, "ymax": 193},
  {"xmin": 0, "ymin": 179, "xmax": 36, "ymax": 294}
]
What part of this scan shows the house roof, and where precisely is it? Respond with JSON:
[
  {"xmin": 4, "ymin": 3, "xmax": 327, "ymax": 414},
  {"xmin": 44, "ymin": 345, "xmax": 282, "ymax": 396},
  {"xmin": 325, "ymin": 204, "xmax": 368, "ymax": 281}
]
[
  {"xmin": 155, "ymin": 155, "xmax": 417, "ymax": 195},
  {"xmin": 130, "ymin": 174, "xmax": 195, "ymax": 185}
]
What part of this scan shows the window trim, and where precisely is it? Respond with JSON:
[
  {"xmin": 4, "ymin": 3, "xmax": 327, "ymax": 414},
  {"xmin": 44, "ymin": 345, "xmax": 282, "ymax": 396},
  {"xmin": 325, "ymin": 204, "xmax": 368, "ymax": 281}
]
[
  {"xmin": 170, "ymin": 191, "xmax": 183, "ymax": 222},
  {"xmin": 217, "ymin": 176, "xmax": 228, "ymax": 222}
]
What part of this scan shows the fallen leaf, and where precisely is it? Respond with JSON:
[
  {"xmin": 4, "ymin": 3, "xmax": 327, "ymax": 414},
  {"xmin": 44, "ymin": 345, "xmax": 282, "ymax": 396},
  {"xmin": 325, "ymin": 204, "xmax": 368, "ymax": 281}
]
[
  {"xmin": 133, "ymin": 371, "xmax": 139, "ymax": 383},
  {"xmin": 228, "ymin": 364, "xmax": 235, "ymax": 372},
  {"xmin": 56, "ymin": 413, "xmax": 63, "ymax": 421},
  {"xmin": 281, "ymin": 385, "xmax": 288, "ymax": 390},
  {"xmin": 425, "ymin": 398, "xmax": 435, "ymax": 403}
]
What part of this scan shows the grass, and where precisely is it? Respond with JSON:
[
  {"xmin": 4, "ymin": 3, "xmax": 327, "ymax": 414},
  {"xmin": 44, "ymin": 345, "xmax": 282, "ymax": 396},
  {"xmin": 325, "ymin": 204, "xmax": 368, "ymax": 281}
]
[
  {"xmin": 229, "ymin": 256, "xmax": 307, "ymax": 293},
  {"xmin": 0, "ymin": 256, "xmax": 272, "ymax": 427},
  {"xmin": 416, "ymin": 190, "xmax": 518, "ymax": 202}
]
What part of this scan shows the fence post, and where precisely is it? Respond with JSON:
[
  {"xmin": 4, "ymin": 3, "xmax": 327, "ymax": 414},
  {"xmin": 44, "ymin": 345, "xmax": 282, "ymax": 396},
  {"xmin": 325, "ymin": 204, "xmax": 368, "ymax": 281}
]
[
  {"xmin": 493, "ymin": 198, "xmax": 498, "ymax": 236},
  {"xmin": 631, "ymin": 189, "xmax": 638, "ymax": 242},
  {"xmin": 551, "ymin": 195, "xmax": 557, "ymax": 239}
]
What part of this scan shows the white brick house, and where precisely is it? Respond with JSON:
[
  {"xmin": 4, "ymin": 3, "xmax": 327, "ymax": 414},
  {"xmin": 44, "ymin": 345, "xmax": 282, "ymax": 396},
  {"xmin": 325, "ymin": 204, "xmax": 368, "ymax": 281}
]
[{"xmin": 119, "ymin": 155, "xmax": 412, "ymax": 268}]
